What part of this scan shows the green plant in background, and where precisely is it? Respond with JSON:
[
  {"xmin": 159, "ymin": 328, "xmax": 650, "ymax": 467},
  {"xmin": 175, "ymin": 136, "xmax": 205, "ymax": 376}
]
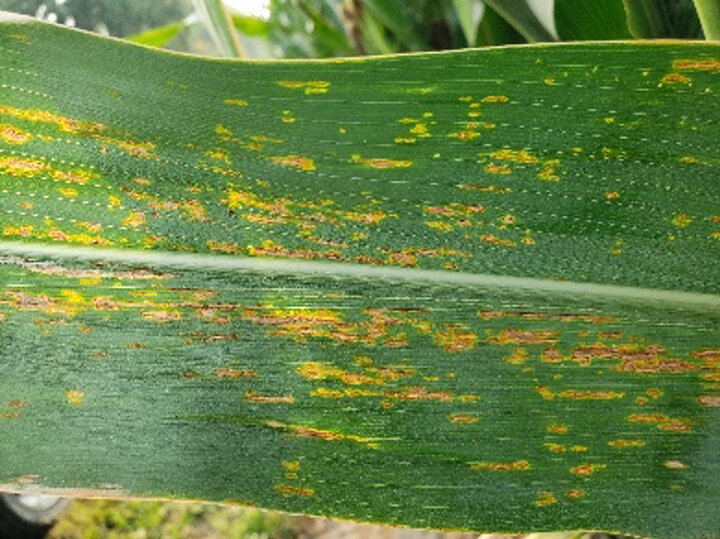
[{"xmin": 0, "ymin": 1, "xmax": 719, "ymax": 537}]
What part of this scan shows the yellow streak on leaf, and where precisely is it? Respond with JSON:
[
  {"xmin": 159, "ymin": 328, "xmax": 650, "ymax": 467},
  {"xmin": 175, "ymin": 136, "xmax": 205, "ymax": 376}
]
[
  {"xmin": 270, "ymin": 154, "xmax": 316, "ymax": 171},
  {"xmin": 350, "ymin": 154, "xmax": 412, "ymax": 169},
  {"xmin": 470, "ymin": 460, "xmax": 530, "ymax": 471},
  {"xmin": 0, "ymin": 123, "xmax": 32, "ymax": 144}
]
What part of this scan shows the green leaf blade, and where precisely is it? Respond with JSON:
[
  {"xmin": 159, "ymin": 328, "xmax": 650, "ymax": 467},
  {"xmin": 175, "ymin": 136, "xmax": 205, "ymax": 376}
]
[
  {"xmin": 555, "ymin": 0, "xmax": 632, "ymax": 40},
  {"xmin": 1, "ymin": 16, "xmax": 719, "ymax": 537},
  {"xmin": 125, "ymin": 21, "xmax": 185, "ymax": 48}
]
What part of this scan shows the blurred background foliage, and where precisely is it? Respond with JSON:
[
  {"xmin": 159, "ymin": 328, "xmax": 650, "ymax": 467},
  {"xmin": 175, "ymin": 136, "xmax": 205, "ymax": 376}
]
[{"xmin": 0, "ymin": 0, "xmax": 709, "ymax": 59}]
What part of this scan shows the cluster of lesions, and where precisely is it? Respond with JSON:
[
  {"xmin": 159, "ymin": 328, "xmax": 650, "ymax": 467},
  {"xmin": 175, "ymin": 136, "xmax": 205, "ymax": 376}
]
[
  {"xmin": 0, "ymin": 262, "xmax": 246, "ymax": 333},
  {"xmin": 274, "ymin": 459, "xmax": 314, "ymax": 499},
  {"xmin": 242, "ymin": 304, "xmax": 480, "ymax": 412},
  {"xmin": 658, "ymin": 58, "xmax": 720, "ymax": 88},
  {"xmin": 0, "ymin": 104, "xmax": 158, "ymax": 159},
  {"xmin": 422, "ymin": 201, "xmax": 534, "ymax": 249},
  {"xmin": 213, "ymin": 180, "xmax": 396, "ymax": 258},
  {"xmin": 444, "ymin": 94, "xmax": 505, "ymax": 142}
]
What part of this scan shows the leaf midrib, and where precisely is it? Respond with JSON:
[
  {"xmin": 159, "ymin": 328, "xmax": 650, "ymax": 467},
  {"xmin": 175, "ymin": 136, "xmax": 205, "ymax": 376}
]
[{"xmin": 1, "ymin": 240, "xmax": 718, "ymax": 312}]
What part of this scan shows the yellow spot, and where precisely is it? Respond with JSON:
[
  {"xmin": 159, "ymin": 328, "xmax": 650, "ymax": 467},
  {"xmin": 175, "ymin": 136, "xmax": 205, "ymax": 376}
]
[
  {"xmin": 661, "ymin": 73, "xmax": 692, "ymax": 85},
  {"xmin": 672, "ymin": 214, "xmax": 692, "ymax": 227},
  {"xmin": 142, "ymin": 310, "xmax": 181, "ymax": 323},
  {"xmin": 544, "ymin": 443, "xmax": 566, "ymax": 453},
  {"xmin": 500, "ymin": 214, "xmax": 516, "ymax": 225},
  {"xmin": 536, "ymin": 386, "xmax": 555, "ymax": 400},
  {"xmin": 274, "ymin": 484, "xmax": 314, "ymax": 497},
  {"xmin": 0, "ymin": 123, "xmax": 32, "ymax": 145},
  {"xmin": 394, "ymin": 136, "xmax": 416, "ymax": 144},
  {"xmin": 604, "ymin": 117, "xmax": 615, "ymax": 124},
  {"xmin": 570, "ymin": 463, "xmax": 606, "ymax": 476},
  {"xmin": 270, "ymin": 155, "xmax": 315, "ymax": 171},
  {"xmin": 350, "ymin": 155, "xmax": 412, "ymax": 169},
  {"xmin": 458, "ymin": 95, "xmax": 473, "ymax": 102},
  {"xmin": 505, "ymin": 348, "xmax": 528, "ymax": 365},
  {"xmin": 339, "ymin": 127, "xmax": 347, "ymax": 134},
  {"xmin": 647, "ymin": 388, "xmax": 662, "ymax": 398},
  {"xmin": 534, "ymin": 491, "xmax": 557, "ymax": 507},
  {"xmin": 213, "ymin": 367, "xmax": 257, "ymax": 379},
  {"xmin": 223, "ymin": 98, "xmax": 249, "ymax": 106},
  {"xmin": 547, "ymin": 423, "xmax": 568, "ymax": 434},
  {"xmin": 58, "ymin": 187, "xmax": 78, "ymax": 198},
  {"xmin": 566, "ymin": 489, "xmax": 585, "ymax": 499},
  {"xmin": 282, "ymin": 460, "xmax": 300, "ymax": 471},
  {"xmin": 297, "ymin": 362, "xmax": 383, "ymax": 386},
  {"xmin": 470, "ymin": 460, "xmax": 530, "ymax": 471},
  {"xmin": 204, "ymin": 148, "xmax": 230, "ymax": 163},
  {"xmin": 434, "ymin": 324, "xmax": 477, "ymax": 353},
  {"xmin": 673, "ymin": 59, "xmax": 720, "ymax": 71},
  {"xmin": 491, "ymin": 148, "xmax": 538, "ymax": 163},
  {"xmin": 65, "ymin": 390, "xmax": 84, "ymax": 406},
  {"xmin": 311, "ymin": 388, "xmax": 344, "ymax": 398},
  {"xmin": 664, "ymin": 460, "xmax": 688, "ymax": 469},
  {"xmin": 278, "ymin": 80, "xmax": 330, "ymax": 94},
  {"xmin": 122, "ymin": 210, "xmax": 146, "ymax": 228},
  {"xmin": 544, "ymin": 77, "xmax": 556, "ymax": 85},
  {"xmin": 481, "ymin": 95, "xmax": 509, "ymax": 103},
  {"xmin": 448, "ymin": 414, "xmax": 479, "ymax": 423},
  {"xmin": 605, "ymin": 191, "xmax": 620, "ymax": 200},
  {"xmin": 489, "ymin": 329, "xmax": 557, "ymax": 345},
  {"xmin": 425, "ymin": 220, "xmax": 454, "ymax": 232},
  {"xmin": 245, "ymin": 391, "xmax": 295, "ymax": 404},
  {"xmin": 608, "ymin": 439, "xmax": 645, "ymax": 448},
  {"xmin": 409, "ymin": 123, "xmax": 430, "ymax": 137},
  {"xmin": 571, "ymin": 445, "xmax": 588, "ymax": 452},
  {"xmin": 448, "ymin": 130, "xmax": 479, "ymax": 140},
  {"xmin": 538, "ymin": 159, "xmax": 561, "ymax": 181},
  {"xmin": 556, "ymin": 389, "xmax": 625, "ymax": 400},
  {"xmin": 0, "ymin": 105, "xmax": 105, "ymax": 135}
]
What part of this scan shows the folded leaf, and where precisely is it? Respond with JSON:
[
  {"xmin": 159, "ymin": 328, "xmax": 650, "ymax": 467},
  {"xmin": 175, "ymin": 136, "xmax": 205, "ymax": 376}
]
[{"xmin": 0, "ymin": 14, "xmax": 719, "ymax": 538}]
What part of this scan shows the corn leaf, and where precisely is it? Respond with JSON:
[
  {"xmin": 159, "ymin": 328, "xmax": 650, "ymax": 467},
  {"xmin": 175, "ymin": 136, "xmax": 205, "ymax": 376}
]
[
  {"xmin": 1, "ymin": 13, "xmax": 719, "ymax": 538},
  {"xmin": 482, "ymin": 0, "xmax": 556, "ymax": 42},
  {"xmin": 554, "ymin": 0, "xmax": 632, "ymax": 40},
  {"xmin": 125, "ymin": 21, "xmax": 186, "ymax": 49},
  {"xmin": 694, "ymin": 0, "xmax": 720, "ymax": 39}
]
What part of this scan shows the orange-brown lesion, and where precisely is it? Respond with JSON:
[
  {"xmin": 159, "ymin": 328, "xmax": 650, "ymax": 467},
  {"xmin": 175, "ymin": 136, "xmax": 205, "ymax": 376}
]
[
  {"xmin": 213, "ymin": 367, "xmax": 258, "ymax": 379},
  {"xmin": 608, "ymin": 439, "xmax": 645, "ymax": 448},
  {"xmin": 627, "ymin": 413, "xmax": 692, "ymax": 433},
  {"xmin": 672, "ymin": 59, "xmax": 720, "ymax": 71},
  {"xmin": 0, "ymin": 122, "xmax": 33, "ymax": 144},
  {"xmin": 269, "ymin": 154, "xmax": 315, "ymax": 171},
  {"xmin": 273, "ymin": 484, "xmax": 314, "ymax": 497},
  {"xmin": 350, "ymin": 154, "xmax": 412, "ymax": 169},
  {"xmin": 488, "ymin": 329, "xmax": 558, "ymax": 345},
  {"xmin": 245, "ymin": 392, "xmax": 294, "ymax": 404},
  {"xmin": 470, "ymin": 460, "xmax": 530, "ymax": 471},
  {"xmin": 433, "ymin": 324, "xmax": 477, "ymax": 353}
]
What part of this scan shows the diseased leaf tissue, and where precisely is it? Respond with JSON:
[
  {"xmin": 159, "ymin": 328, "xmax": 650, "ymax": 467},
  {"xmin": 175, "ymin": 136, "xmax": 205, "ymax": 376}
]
[{"xmin": 0, "ymin": 17, "xmax": 719, "ymax": 538}]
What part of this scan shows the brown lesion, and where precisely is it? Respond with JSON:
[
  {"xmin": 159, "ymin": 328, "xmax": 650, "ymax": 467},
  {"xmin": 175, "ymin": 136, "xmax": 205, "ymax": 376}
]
[
  {"xmin": 214, "ymin": 367, "xmax": 258, "ymax": 379},
  {"xmin": 487, "ymin": 329, "xmax": 557, "ymax": 345},
  {"xmin": 245, "ymin": 392, "xmax": 294, "ymax": 404},
  {"xmin": 470, "ymin": 460, "xmax": 530, "ymax": 471},
  {"xmin": 627, "ymin": 413, "xmax": 692, "ymax": 433}
]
